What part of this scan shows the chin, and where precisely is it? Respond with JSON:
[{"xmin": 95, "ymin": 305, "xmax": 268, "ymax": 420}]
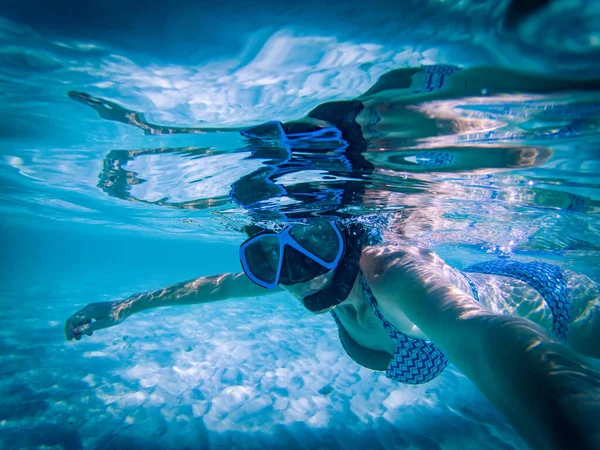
[
  {"xmin": 284, "ymin": 271, "xmax": 335, "ymax": 299},
  {"xmin": 312, "ymin": 305, "xmax": 335, "ymax": 315},
  {"xmin": 284, "ymin": 282, "xmax": 321, "ymax": 300},
  {"xmin": 304, "ymin": 288, "xmax": 322, "ymax": 297}
]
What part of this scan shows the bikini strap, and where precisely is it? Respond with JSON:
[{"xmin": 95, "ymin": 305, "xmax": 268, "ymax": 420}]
[{"xmin": 463, "ymin": 260, "xmax": 570, "ymax": 342}]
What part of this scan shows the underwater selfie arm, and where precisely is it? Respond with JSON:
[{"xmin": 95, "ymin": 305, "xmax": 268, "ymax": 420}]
[{"xmin": 362, "ymin": 245, "xmax": 600, "ymax": 450}]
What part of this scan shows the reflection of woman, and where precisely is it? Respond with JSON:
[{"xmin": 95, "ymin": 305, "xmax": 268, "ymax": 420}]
[
  {"xmin": 66, "ymin": 66, "xmax": 600, "ymax": 448},
  {"xmin": 69, "ymin": 65, "xmax": 600, "ymax": 148},
  {"xmin": 74, "ymin": 64, "xmax": 600, "ymax": 218}
]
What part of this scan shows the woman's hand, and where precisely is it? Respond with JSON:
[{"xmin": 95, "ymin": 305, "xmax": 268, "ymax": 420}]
[
  {"xmin": 64, "ymin": 300, "xmax": 130, "ymax": 341},
  {"xmin": 63, "ymin": 272, "xmax": 274, "ymax": 342}
]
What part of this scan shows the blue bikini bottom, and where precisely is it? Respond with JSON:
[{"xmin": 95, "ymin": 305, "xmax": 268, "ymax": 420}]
[{"xmin": 363, "ymin": 259, "xmax": 571, "ymax": 385}]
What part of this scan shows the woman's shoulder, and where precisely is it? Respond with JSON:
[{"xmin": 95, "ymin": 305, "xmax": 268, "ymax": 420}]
[
  {"xmin": 358, "ymin": 65, "xmax": 463, "ymax": 99},
  {"xmin": 360, "ymin": 243, "xmax": 443, "ymax": 275}
]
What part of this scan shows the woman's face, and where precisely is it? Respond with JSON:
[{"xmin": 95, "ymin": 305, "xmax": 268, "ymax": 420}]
[{"xmin": 243, "ymin": 220, "xmax": 344, "ymax": 312}]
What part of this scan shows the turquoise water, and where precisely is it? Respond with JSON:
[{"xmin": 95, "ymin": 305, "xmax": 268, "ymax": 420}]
[{"xmin": 2, "ymin": 2, "xmax": 600, "ymax": 449}]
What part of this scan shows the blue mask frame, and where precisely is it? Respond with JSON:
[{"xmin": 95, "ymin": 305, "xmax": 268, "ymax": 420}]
[{"xmin": 239, "ymin": 220, "xmax": 345, "ymax": 289}]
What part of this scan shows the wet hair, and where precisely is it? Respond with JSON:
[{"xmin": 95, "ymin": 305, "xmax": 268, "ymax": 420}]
[{"xmin": 242, "ymin": 224, "xmax": 268, "ymax": 238}]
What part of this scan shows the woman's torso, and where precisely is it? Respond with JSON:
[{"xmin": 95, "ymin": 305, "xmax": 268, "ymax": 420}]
[{"xmin": 333, "ymin": 255, "xmax": 577, "ymax": 358}]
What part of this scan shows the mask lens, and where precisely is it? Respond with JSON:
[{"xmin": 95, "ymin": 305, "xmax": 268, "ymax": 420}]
[
  {"xmin": 280, "ymin": 246, "xmax": 330, "ymax": 285},
  {"xmin": 289, "ymin": 222, "xmax": 341, "ymax": 262},
  {"xmin": 243, "ymin": 235, "xmax": 281, "ymax": 284}
]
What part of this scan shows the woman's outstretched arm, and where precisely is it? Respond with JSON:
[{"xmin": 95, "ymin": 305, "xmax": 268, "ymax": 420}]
[
  {"xmin": 361, "ymin": 245, "xmax": 600, "ymax": 450},
  {"xmin": 68, "ymin": 91, "xmax": 244, "ymax": 135},
  {"xmin": 65, "ymin": 272, "xmax": 279, "ymax": 341}
]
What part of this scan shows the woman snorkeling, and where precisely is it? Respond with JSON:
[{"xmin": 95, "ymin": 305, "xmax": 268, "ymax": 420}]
[
  {"xmin": 65, "ymin": 218, "xmax": 600, "ymax": 449},
  {"xmin": 65, "ymin": 64, "xmax": 600, "ymax": 449}
]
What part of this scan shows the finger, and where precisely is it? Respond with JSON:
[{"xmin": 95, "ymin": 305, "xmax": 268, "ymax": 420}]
[
  {"xmin": 73, "ymin": 329, "xmax": 93, "ymax": 337},
  {"xmin": 68, "ymin": 321, "xmax": 95, "ymax": 341},
  {"xmin": 71, "ymin": 317, "xmax": 94, "ymax": 332},
  {"xmin": 73, "ymin": 315, "xmax": 92, "ymax": 327},
  {"xmin": 77, "ymin": 317, "xmax": 111, "ymax": 335},
  {"xmin": 65, "ymin": 317, "xmax": 81, "ymax": 340},
  {"xmin": 67, "ymin": 314, "xmax": 85, "ymax": 329},
  {"xmin": 65, "ymin": 321, "xmax": 73, "ymax": 340},
  {"xmin": 65, "ymin": 315, "xmax": 89, "ymax": 340},
  {"xmin": 75, "ymin": 324, "xmax": 92, "ymax": 336},
  {"xmin": 70, "ymin": 327, "xmax": 89, "ymax": 341}
]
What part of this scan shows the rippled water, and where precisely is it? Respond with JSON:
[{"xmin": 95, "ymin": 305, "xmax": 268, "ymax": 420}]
[
  {"xmin": 1, "ymin": 1, "xmax": 600, "ymax": 449},
  {"xmin": 2, "ymin": 2, "xmax": 600, "ymax": 261}
]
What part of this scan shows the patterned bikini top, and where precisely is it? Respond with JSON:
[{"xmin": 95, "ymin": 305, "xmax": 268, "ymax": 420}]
[{"xmin": 362, "ymin": 260, "xmax": 571, "ymax": 385}]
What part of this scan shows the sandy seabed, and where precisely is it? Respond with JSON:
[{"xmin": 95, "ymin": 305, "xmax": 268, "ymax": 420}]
[{"xmin": 0, "ymin": 280, "xmax": 526, "ymax": 450}]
